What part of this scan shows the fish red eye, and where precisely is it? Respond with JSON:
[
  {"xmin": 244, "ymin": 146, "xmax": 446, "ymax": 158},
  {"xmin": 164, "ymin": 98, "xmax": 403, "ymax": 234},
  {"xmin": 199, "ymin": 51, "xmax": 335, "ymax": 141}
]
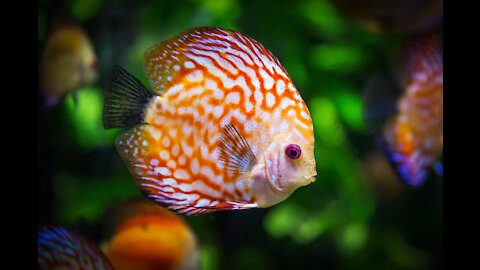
[{"xmin": 285, "ymin": 144, "xmax": 301, "ymax": 159}]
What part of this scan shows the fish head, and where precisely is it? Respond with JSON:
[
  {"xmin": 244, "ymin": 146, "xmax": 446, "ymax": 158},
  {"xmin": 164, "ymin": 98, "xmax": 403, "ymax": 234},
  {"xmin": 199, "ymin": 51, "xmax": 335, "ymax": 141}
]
[{"xmin": 252, "ymin": 133, "xmax": 317, "ymax": 207}]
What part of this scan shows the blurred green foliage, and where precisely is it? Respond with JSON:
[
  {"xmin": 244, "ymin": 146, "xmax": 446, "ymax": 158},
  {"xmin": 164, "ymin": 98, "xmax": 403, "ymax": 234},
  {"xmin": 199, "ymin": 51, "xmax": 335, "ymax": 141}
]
[
  {"xmin": 200, "ymin": 243, "xmax": 220, "ymax": 270},
  {"xmin": 53, "ymin": 171, "xmax": 138, "ymax": 224},
  {"xmin": 299, "ymin": 0, "xmax": 346, "ymax": 40},
  {"xmin": 65, "ymin": 87, "xmax": 120, "ymax": 149},
  {"xmin": 38, "ymin": 0, "xmax": 442, "ymax": 269},
  {"xmin": 66, "ymin": 0, "xmax": 104, "ymax": 21}
]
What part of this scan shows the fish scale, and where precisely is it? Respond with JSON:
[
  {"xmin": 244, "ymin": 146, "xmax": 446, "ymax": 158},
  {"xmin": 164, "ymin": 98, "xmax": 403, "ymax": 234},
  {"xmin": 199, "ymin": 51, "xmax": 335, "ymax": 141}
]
[{"xmin": 105, "ymin": 27, "xmax": 316, "ymax": 215}]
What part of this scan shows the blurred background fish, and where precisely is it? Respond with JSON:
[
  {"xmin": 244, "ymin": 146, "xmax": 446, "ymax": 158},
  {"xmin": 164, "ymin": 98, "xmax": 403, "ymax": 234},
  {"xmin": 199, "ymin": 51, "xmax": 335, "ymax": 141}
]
[
  {"xmin": 38, "ymin": 225, "xmax": 113, "ymax": 270},
  {"xmin": 99, "ymin": 198, "xmax": 199, "ymax": 270},
  {"xmin": 363, "ymin": 32, "xmax": 443, "ymax": 187},
  {"xmin": 328, "ymin": 0, "xmax": 443, "ymax": 35},
  {"xmin": 39, "ymin": 0, "xmax": 98, "ymax": 107}
]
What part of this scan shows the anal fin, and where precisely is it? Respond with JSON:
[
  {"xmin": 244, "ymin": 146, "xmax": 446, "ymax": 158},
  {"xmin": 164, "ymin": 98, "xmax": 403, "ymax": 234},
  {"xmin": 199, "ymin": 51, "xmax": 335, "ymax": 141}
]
[{"xmin": 166, "ymin": 201, "xmax": 258, "ymax": 216}]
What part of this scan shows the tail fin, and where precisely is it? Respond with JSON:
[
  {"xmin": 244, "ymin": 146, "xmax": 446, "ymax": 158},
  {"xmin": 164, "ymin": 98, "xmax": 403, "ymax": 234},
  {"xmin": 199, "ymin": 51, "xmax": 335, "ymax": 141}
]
[{"xmin": 103, "ymin": 66, "xmax": 155, "ymax": 129}]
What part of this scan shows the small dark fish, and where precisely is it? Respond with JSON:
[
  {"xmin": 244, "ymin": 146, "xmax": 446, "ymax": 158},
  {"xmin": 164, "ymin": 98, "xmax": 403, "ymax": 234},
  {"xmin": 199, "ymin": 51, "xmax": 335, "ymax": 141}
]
[{"xmin": 38, "ymin": 225, "xmax": 113, "ymax": 270}]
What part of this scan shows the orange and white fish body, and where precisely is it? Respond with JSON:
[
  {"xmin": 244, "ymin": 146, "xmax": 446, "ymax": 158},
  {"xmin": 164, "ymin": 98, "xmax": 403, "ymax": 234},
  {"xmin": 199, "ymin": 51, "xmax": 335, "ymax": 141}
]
[
  {"xmin": 104, "ymin": 27, "xmax": 317, "ymax": 215},
  {"xmin": 380, "ymin": 33, "xmax": 443, "ymax": 187}
]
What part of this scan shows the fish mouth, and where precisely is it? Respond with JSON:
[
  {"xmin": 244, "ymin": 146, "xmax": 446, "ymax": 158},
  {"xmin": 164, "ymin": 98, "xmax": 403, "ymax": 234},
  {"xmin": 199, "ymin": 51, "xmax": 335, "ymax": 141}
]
[
  {"xmin": 303, "ymin": 171, "xmax": 317, "ymax": 186},
  {"xmin": 264, "ymin": 152, "xmax": 286, "ymax": 193},
  {"xmin": 307, "ymin": 165, "xmax": 317, "ymax": 183},
  {"xmin": 306, "ymin": 173, "xmax": 317, "ymax": 185}
]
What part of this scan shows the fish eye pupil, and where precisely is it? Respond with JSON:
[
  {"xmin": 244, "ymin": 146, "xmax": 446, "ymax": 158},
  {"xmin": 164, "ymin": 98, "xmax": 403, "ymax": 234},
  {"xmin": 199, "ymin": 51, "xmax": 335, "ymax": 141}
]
[{"xmin": 286, "ymin": 144, "xmax": 301, "ymax": 159}]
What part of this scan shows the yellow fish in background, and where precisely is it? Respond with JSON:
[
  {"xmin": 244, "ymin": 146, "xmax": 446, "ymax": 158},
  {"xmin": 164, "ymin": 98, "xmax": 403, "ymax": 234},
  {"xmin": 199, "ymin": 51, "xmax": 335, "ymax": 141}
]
[
  {"xmin": 39, "ymin": 2, "xmax": 97, "ymax": 107},
  {"xmin": 103, "ymin": 27, "xmax": 317, "ymax": 215},
  {"xmin": 100, "ymin": 198, "xmax": 199, "ymax": 270}
]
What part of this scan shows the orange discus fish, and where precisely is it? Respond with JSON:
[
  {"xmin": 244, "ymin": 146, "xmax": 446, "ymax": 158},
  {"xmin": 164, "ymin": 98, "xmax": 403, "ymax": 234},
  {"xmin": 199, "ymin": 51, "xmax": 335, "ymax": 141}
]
[
  {"xmin": 100, "ymin": 198, "xmax": 199, "ymax": 270},
  {"xmin": 364, "ymin": 33, "xmax": 443, "ymax": 187},
  {"xmin": 103, "ymin": 27, "xmax": 317, "ymax": 215}
]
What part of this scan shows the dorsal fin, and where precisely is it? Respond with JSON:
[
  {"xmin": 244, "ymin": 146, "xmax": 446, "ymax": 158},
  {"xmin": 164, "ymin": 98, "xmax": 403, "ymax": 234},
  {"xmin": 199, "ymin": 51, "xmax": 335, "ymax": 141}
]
[
  {"xmin": 143, "ymin": 28, "xmax": 207, "ymax": 96},
  {"xmin": 390, "ymin": 33, "xmax": 442, "ymax": 88},
  {"xmin": 143, "ymin": 26, "xmax": 287, "ymax": 96}
]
